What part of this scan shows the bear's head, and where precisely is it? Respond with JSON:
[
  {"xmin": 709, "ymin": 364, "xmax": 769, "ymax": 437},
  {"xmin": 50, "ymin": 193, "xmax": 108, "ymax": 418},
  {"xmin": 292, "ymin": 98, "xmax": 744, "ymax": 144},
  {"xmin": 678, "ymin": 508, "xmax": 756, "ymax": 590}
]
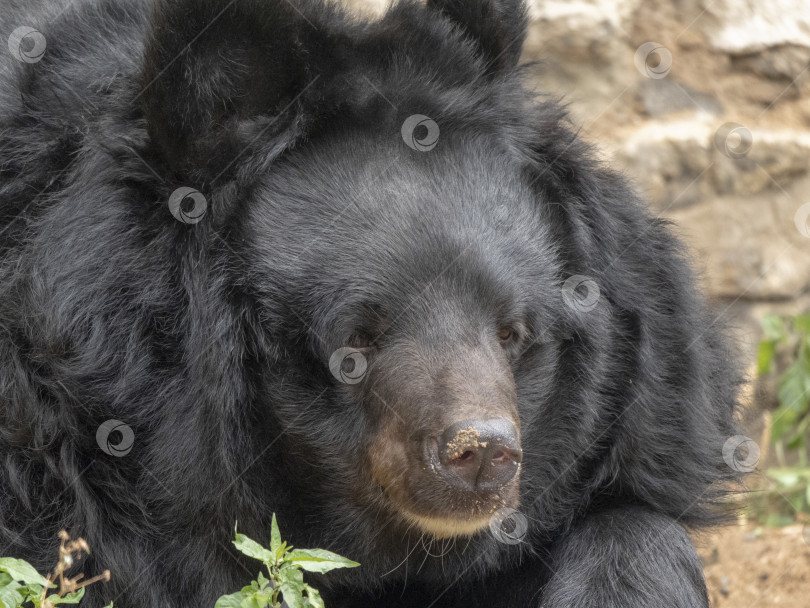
[
  {"xmin": 141, "ymin": 0, "xmax": 555, "ymax": 543},
  {"xmin": 133, "ymin": 0, "xmax": 739, "ymax": 588}
]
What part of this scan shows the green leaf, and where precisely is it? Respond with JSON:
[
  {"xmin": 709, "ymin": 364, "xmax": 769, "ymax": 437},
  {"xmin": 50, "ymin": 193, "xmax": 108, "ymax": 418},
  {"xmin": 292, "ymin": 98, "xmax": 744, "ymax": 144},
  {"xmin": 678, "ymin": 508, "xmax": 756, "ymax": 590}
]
[
  {"xmin": 786, "ymin": 424, "xmax": 808, "ymax": 450},
  {"xmin": 0, "ymin": 576, "xmax": 24, "ymax": 608},
  {"xmin": 764, "ymin": 513, "xmax": 794, "ymax": 527},
  {"xmin": 270, "ymin": 514, "xmax": 282, "ymax": 556},
  {"xmin": 762, "ymin": 315, "xmax": 787, "ymax": 341},
  {"xmin": 254, "ymin": 589, "xmax": 274, "ymax": 605},
  {"xmin": 771, "ymin": 405, "xmax": 799, "ymax": 442},
  {"xmin": 215, "ymin": 591, "xmax": 248, "ymax": 608},
  {"xmin": 215, "ymin": 582, "xmax": 274, "ymax": 608},
  {"xmin": 0, "ymin": 583, "xmax": 25, "ymax": 608},
  {"xmin": 778, "ymin": 361, "xmax": 810, "ymax": 412},
  {"xmin": 240, "ymin": 583, "xmax": 258, "ymax": 595},
  {"xmin": 274, "ymin": 541, "xmax": 288, "ymax": 564},
  {"xmin": 277, "ymin": 566, "xmax": 306, "ymax": 608},
  {"xmin": 758, "ymin": 340, "xmax": 777, "ymax": 375},
  {"xmin": 303, "ymin": 584, "xmax": 324, "ymax": 608},
  {"xmin": 23, "ymin": 583, "xmax": 44, "ymax": 608},
  {"xmin": 785, "ymin": 434, "xmax": 805, "ymax": 450},
  {"xmin": 233, "ymin": 527, "xmax": 275, "ymax": 565},
  {"xmin": 102, "ymin": 604, "xmax": 114, "ymax": 608},
  {"xmin": 47, "ymin": 587, "xmax": 85, "ymax": 605},
  {"xmin": 794, "ymin": 313, "xmax": 810, "ymax": 335},
  {"xmin": 0, "ymin": 558, "xmax": 50, "ymax": 587},
  {"xmin": 239, "ymin": 594, "xmax": 270, "ymax": 608},
  {"xmin": 52, "ymin": 587, "xmax": 85, "ymax": 605},
  {"xmin": 285, "ymin": 549, "xmax": 360, "ymax": 574},
  {"xmin": 766, "ymin": 468, "xmax": 801, "ymax": 488}
]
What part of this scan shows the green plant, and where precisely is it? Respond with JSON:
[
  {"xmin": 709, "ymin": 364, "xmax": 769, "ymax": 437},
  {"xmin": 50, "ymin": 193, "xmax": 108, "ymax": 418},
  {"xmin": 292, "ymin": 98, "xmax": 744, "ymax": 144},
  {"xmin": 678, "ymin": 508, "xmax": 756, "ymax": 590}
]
[
  {"xmin": 0, "ymin": 531, "xmax": 112, "ymax": 608},
  {"xmin": 759, "ymin": 313, "xmax": 810, "ymax": 463},
  {"xmin": 757, "ymin": 312, "xmax": 810, "ymax": 519},
  {"xmin": 214, "ymin": 515, "xmax": 359, "ymax": 608}
]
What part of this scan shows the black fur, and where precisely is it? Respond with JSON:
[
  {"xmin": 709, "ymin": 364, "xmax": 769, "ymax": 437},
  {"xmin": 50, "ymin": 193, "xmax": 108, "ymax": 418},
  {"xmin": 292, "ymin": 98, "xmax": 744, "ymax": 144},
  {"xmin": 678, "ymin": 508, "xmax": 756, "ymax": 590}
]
[{"xmin": 0, "ymin": 1, "xmax": 742, "ymax": 607}]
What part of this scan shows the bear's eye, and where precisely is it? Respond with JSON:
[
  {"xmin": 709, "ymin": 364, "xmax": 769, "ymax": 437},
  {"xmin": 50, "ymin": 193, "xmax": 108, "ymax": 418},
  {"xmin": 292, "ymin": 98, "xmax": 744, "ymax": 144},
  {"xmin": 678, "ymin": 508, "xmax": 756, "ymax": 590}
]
[
  {"xmin": 346, "ymin": 303, "xmax": 390, "ymax": 350},
  {"xmin": 498, "ymin": 327, "xmax": 517, "ymax": 343},
  {"xmin": 348, "ymin": 332, "xmax": 377, "ymax": 350}
]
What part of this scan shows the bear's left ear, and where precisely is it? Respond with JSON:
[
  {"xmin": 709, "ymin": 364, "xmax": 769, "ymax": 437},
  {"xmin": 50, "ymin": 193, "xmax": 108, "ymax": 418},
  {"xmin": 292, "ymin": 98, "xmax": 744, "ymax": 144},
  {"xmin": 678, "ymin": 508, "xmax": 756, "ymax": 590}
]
[
  {"xmin": 427, "ymin": 0, "xmax": 528, "ymax": 73},
  {"xmin": 141, "ymin": 0, "xmax": 351, "ymax": 184}
]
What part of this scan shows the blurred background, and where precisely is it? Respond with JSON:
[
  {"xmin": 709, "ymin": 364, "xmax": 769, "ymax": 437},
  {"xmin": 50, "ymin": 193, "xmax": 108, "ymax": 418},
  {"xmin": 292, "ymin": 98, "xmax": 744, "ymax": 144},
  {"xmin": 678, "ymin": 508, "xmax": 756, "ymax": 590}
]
[{"xmin": 346, "ymin": 1, "xmax": 810, "ymax": 605}]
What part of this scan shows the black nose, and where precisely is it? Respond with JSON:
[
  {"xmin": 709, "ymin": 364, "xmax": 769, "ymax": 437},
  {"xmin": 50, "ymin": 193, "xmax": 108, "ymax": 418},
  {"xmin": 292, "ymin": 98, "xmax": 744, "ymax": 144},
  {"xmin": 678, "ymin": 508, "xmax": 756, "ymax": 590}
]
[{"xmin": 432, "ymin": 419, "xmax": 522, "ymax": 491}]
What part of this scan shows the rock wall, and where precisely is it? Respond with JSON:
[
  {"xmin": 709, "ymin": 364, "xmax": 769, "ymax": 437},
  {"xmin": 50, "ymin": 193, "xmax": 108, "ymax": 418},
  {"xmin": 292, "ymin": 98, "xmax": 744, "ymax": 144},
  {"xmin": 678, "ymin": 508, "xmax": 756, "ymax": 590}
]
[
  {"xmin": 345, "ymin": 0, "xmax": 810, "ymax": 403},
  {"xmin": 520, "ymin": 0, "xmax": 810, "ymax": 414}
]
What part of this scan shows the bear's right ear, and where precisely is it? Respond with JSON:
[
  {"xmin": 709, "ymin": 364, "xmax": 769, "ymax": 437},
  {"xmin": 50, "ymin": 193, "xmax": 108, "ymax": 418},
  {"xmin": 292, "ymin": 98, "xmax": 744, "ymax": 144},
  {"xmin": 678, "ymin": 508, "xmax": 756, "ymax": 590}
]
[
  {"xmin": 427, "ymin": 0, "xmax": 528, "ymax": 74},
  {"xmin": 141, "ymin": 0, "xmax": 349, "ymax": 184}
]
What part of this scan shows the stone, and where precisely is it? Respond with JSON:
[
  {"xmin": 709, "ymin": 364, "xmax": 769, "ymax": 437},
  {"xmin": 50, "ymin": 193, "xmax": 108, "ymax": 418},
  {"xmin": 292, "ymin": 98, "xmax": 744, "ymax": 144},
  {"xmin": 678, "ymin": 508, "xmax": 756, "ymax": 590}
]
[
  {"xmin": 613, "ymin": 120, "xmax": 715, "ymax": 211},
  {"xmin": 668, "ymin": 178, "xmax": 810, "ymax": 300},
  {"xmin": 712, "ymin": 129, "xmax": 810, "ymax": 196},
  {"xmin": 637, "ymin": 78, "xmax": 724, "ymax": 117},
  {"xmin": 527, "ymin": 0, "xmax": 641, "ymax": 37},
  {"xmin": 731, "ymin": 45, "xmax": 810, "ymax": 82},
  {"xmin": 701, "ymin": 0, "xmax": 810, "ymax": 54}
]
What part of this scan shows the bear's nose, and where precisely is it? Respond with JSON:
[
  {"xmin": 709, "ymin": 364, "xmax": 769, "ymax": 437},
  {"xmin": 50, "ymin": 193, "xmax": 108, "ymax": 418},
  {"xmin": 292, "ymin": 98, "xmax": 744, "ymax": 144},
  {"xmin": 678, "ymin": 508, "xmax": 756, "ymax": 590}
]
[{"xmin": 432, "ymin": 419, "xmax": 522, "ymax": 491}]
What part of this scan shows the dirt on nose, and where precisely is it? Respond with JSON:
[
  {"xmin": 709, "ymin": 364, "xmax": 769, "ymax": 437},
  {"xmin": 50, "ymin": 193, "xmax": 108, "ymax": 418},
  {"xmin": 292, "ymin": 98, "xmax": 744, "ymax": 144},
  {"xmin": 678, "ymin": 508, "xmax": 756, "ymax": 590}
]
[{"xmin": 446, "ymin": 425, "xmax": 486, "ymax": 459}]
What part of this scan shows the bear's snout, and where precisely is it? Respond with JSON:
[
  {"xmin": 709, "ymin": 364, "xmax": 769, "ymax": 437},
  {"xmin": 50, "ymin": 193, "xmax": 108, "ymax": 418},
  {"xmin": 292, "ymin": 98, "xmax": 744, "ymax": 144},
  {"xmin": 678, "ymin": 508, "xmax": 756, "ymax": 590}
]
[
  {"xmin": 363, "ymin": 331, "xmax": 524, "ymax": 536},
  {"xmin": 430, "ymin": 418, "xmax": 522, "ymax": 492}
]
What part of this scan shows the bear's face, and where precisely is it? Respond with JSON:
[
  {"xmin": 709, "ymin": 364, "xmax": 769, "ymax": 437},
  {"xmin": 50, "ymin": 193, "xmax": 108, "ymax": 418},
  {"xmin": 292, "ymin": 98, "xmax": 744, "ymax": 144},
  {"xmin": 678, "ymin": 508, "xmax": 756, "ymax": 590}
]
[
  {"xmin": 240, "ymin": 131, "xmax": 566, "ymax": 538},
  {"xmin": 141, "ymin": 0, "xmax": 578, "ymax": 568}
]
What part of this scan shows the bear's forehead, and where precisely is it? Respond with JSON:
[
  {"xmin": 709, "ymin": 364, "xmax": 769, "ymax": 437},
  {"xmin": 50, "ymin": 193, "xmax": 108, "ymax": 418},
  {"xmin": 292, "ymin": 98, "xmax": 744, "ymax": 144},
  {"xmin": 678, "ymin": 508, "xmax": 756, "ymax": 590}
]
[
  {"xmin": 240, "ymin": 128, "xmax": 561, "ymax": 321},
  {"xmin": 256, "ymin": 128, "xmax": 539, "ymax": 228}
]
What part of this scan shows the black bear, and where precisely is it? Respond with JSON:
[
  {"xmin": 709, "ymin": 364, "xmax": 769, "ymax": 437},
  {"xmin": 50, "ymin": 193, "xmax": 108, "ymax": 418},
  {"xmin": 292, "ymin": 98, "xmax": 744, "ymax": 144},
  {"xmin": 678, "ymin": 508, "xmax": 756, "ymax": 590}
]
[{"xmin": 0, "ymin": 0, "xmax": 743, "ymax": 606}]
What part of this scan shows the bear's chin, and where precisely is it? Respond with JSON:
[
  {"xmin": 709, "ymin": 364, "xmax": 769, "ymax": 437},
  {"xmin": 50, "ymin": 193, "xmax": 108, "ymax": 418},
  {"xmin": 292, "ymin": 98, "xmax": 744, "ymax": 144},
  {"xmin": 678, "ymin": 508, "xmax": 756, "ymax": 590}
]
[{"xmin": 399, "ymin": 510, "xmax": 494, "ymax": 538}]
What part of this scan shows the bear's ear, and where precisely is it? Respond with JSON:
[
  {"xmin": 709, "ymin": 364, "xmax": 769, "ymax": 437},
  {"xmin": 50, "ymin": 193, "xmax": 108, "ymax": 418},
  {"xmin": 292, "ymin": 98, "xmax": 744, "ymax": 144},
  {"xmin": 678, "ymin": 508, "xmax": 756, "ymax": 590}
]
[
  {"xmin": 427, "ymin": 0, "xmax": 528, "ymax": 73},
  {"xmin": 141, "ymin": 0, "xmax": 349, "ymax": 183}
]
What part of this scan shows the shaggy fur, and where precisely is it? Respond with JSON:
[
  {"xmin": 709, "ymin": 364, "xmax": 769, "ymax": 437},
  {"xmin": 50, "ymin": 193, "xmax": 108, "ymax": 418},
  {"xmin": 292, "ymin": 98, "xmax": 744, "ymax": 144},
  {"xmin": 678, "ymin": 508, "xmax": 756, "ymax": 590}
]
[{"xmin": 0, "ymin": 1, "xmax": 742, "ymax": 606}]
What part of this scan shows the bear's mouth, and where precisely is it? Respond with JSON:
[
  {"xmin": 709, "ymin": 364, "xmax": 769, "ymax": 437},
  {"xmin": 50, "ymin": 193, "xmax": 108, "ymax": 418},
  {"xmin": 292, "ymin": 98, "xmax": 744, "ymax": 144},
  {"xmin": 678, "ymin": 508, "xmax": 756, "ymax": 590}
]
[
  {"xmin": 398, "ymin": 509, "xmax": 496, "ymax": 538},
  {"xmin": 375, "ymin": 467, "xmax": 521, "ymax": 539}
]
